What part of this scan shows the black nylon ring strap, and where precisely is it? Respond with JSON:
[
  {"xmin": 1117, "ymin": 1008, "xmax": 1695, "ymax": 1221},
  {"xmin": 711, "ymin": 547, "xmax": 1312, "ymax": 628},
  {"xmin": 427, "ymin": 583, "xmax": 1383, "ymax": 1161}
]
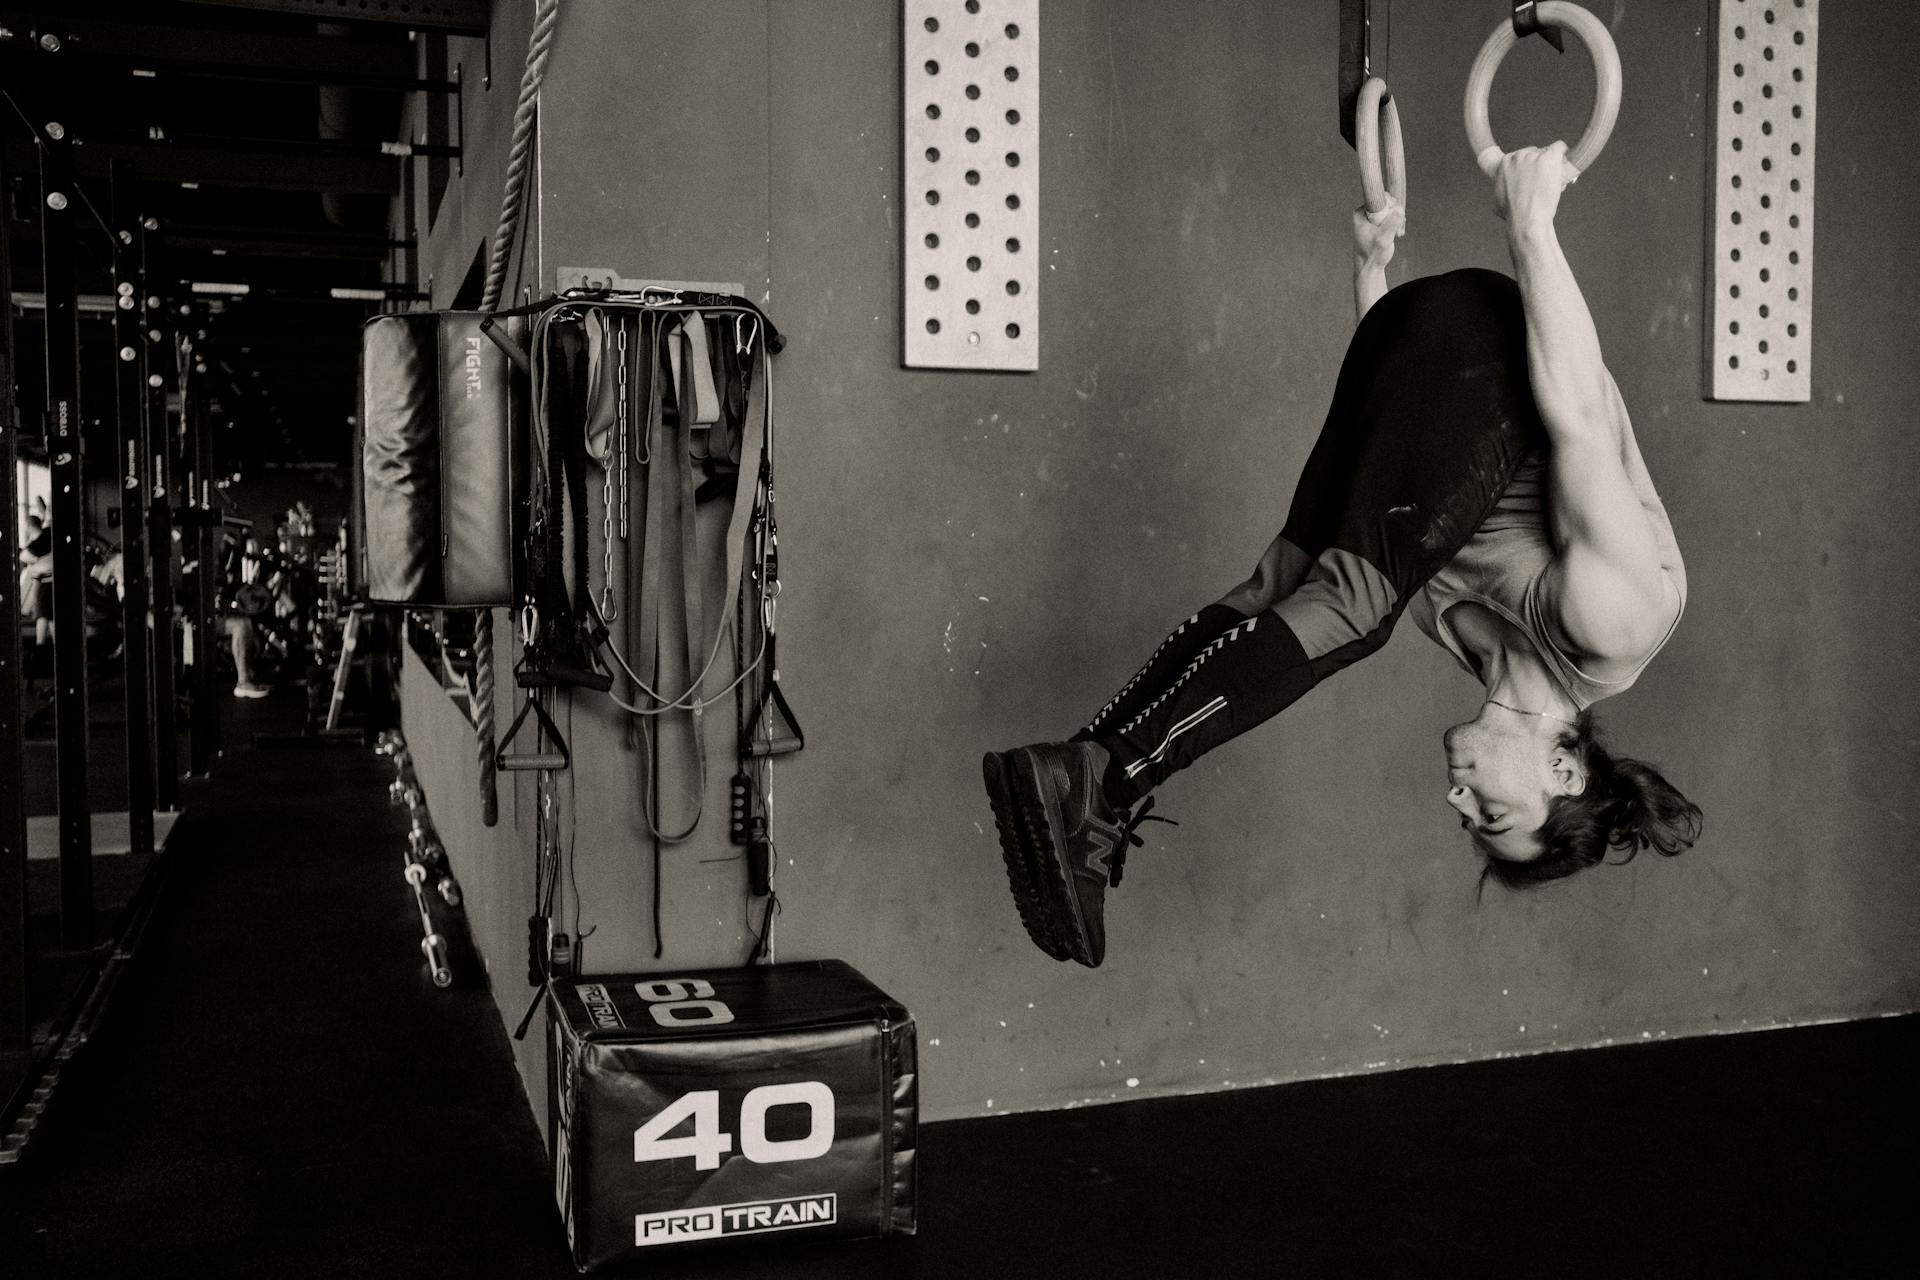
[
  {"xmin": 1512, "ymin": 0, "xmax": 1566, "ymax": 52},
  {"xmin": 517, "ymin": 310, "xmax": 611, "ymax": 692}
]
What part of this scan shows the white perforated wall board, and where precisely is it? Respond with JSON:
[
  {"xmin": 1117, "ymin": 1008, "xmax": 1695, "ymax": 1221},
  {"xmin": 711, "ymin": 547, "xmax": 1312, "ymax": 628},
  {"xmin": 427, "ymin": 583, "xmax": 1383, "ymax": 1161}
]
[
  {"xmin": 1707, "ymin": 0, "xmax": 1817, "ymax": 402},
  {"xmin": 903, "ymin": 0, "xmax": 1040, "ymax": 371}
]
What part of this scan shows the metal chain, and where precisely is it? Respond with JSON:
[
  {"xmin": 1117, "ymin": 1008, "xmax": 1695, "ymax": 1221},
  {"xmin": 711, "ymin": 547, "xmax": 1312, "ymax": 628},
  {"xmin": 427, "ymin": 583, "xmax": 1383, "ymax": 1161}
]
[
  {"xmin": 597, "ymin": 319, "xmax": 626, "ymax": 621},
  {"xmin": 616, "ymin": 317, "xmax": 630, "ymax": 538},
  {"xmin": 598, "ymin": 454, "xmax": 617, "ymax": 622}
]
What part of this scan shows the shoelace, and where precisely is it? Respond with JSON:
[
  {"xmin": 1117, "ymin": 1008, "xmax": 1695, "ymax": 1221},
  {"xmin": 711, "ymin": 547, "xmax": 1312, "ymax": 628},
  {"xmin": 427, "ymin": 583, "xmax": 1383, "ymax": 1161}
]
[{"xmin": 1110, "ymin": 796, "xmax": 1177, "ymax": 887}]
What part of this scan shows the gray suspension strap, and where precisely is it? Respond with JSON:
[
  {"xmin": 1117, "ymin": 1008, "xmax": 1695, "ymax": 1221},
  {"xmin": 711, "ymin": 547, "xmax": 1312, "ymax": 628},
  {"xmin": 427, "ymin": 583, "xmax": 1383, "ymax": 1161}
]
[
  {"xmin": 607, "ymin": 305, "xmax": 771, "ymax": 957},
  {"xmin": 582, "ymin": 307, "xmax": 616, "ymax": 460},
  {"xmin": 633, "ymin": 312, "xmax": 705, "ymax": 843},
  {"xmin": 623, "ymin": 308, "xmax": 771, "ymax": 831},
  {"xmin": 628, "ymin": 310, "xmax": 698, "ymax": 959}
]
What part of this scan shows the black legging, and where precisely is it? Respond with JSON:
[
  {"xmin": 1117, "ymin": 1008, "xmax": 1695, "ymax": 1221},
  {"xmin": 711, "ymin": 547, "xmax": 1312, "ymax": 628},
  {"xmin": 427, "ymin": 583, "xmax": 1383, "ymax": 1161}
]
[{"xmin": 1077, "ymin": 268, "xmax": 1549, "ymax": 805}]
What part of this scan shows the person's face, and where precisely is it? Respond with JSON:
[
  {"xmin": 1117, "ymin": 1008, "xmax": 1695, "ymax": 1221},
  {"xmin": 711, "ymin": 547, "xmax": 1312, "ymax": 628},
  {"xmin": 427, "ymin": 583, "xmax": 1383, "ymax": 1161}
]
[{"xmin": 1442, "ymin": 714, "xmax": 1584, "ymax": 861}]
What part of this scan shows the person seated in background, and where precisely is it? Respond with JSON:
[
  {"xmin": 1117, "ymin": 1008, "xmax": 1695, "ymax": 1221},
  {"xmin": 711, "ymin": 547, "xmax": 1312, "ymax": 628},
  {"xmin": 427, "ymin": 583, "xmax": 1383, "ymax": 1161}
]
[
  {"xmin": 18, "ymin": 510, "xmax": 53, "ymax": 646},
  {"xmin": 227, "ymin": 536, "xmax": 270, "ymax": 699},
  {"xmin": 223, "ymin": 536, "xmax": 300, "ymax": 699},
  {"xmin": 85, "ymin": 539, "xmax": 128, "ymax": 659},
  {"xmin": 93, "ymin": 544, "xmax": 125, "ymax": 602},
  {"xmin": 227, "ymin": 612, "xmax": 270, "ymax": 699}
]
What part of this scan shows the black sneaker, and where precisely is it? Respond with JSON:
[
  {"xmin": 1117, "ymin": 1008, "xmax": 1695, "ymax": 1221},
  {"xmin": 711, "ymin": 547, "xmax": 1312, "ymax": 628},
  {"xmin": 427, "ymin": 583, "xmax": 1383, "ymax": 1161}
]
[
  {"xmin": 982, "ymin": 741, "xmax": 1172, "ymax": 968},
  {"xmin": 983, "ymin": 750, "xmax": 1072, "ymax": 962}
]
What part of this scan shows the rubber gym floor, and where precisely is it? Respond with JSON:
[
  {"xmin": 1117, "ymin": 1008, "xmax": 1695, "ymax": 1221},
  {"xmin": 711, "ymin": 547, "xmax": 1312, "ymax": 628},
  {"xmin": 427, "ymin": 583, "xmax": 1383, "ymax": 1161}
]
[{"xmin": 1, "ymin": 690, "xmax": 1910, "ymax": 1279}]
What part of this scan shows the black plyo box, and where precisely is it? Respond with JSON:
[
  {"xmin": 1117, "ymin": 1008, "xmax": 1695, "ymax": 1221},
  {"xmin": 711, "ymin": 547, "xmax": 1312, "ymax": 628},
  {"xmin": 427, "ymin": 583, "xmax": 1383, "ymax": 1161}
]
[{"xmin": 547, "ymin": 959, "xmax": 917, "ymax": 1272}]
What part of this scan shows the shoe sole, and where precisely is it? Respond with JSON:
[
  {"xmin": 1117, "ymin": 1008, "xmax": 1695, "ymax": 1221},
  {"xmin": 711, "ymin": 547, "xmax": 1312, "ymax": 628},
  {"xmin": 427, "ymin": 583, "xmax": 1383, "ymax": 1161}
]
[
  {"xmin": 1008, "ymin": 747, "xmax": 1099, "ymax": 967},
  {"xmin": 1004, "ymin": 747, "xmax": 1101, "ymax": 967},
  {"xmin": 982, "ymin": 751, "xmax": 1070, "ymax": 962}
]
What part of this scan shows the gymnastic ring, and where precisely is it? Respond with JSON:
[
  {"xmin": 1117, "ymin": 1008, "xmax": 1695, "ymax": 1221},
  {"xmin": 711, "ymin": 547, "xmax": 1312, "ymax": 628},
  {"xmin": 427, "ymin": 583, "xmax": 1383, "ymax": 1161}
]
[
  {"xmin": 1463, "ymin": 1, "xmax": 1623, "ymax": 180},
  {"xmin": 1354, "ymin": 77, "xmax": 1406, "ymax": 215}
]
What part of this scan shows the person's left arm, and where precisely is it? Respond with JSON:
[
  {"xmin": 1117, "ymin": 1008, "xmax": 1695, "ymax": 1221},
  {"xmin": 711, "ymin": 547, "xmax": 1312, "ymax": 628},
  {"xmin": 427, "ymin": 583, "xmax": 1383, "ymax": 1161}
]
[
  {"xmin": 1352, "ymin": 197, "xmax": 1405, "ymax": 323},
  {"xmin": 1499, "ymin": 146, "xmax": 1680, "ymax": 663}
]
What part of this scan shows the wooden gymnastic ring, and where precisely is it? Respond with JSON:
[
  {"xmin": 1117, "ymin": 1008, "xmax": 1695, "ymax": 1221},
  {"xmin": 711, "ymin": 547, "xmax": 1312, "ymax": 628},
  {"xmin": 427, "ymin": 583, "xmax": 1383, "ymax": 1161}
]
[
  {"xmin": 1355, "ymin": 77, "xmax": 1406, "ymax": 215},
  {"xmin": 1463, "ymin": 1, "xmax": 1623, "ymax": 179}
]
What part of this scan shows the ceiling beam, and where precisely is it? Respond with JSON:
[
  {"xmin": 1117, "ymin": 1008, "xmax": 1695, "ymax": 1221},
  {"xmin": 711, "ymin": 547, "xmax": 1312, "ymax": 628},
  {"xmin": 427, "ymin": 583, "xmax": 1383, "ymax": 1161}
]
[
  {"xmin": 0, "ymin": 10, "xmax": 451, "ymax": 91},
  {"xmin": 5, "ymin": 138, "xmax": 400, "ymax": 193},
  {"xmin": 177, "ymin": 0, "xmax": 489, "ymax": 36},
  {"xmin": 167, "ymin": 226, "xmax": 408, "ymax": 261},
  {"xmin": 0, "ymin": 218, "xmax": 405, "ymax": 257}
]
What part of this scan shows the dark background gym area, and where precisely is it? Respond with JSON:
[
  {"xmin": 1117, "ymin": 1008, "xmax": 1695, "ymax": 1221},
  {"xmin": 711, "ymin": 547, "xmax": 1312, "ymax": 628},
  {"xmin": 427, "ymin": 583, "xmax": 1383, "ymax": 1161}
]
[{"xmin": 2, "ymin": 1, "xmax": 1913, "ymax": 1276}]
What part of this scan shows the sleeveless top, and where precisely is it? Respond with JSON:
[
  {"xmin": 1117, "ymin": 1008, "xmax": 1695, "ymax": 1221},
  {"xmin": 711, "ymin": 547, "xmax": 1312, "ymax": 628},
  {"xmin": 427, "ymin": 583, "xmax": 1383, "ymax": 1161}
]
[{"xmin": 1406, "ymin": 450, "xmax": 1686, "ymax": 711}]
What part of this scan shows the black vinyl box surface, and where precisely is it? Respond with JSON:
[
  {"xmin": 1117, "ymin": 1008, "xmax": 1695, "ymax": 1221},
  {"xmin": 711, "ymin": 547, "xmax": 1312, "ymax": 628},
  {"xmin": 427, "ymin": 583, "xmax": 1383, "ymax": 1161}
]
[{"xmin": 547, "ymin": 959, "xmax": 917, "ymax": 1271}]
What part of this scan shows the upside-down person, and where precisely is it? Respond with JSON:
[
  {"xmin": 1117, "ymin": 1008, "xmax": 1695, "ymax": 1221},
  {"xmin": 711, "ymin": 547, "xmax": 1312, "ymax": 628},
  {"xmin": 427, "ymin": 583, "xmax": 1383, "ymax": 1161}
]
[{"xmin": 985, "ymin": 142, "xmax": 1702, "ymax": 969}]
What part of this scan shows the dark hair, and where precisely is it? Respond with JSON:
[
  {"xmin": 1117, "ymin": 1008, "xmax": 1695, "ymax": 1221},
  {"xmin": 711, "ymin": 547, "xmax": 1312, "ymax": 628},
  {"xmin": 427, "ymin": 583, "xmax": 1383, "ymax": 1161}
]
[{"xmin": 1480, "ymin": 710, "xmax": 1702, "ymax": 892}]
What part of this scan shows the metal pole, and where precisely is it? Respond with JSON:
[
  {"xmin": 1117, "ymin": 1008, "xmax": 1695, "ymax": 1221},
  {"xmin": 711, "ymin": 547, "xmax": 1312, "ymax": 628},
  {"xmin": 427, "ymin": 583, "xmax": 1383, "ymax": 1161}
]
[
  {"xmin": 143, "ymin": 227, "xmax": 180, "ymax": 812},
  {"xmin": 39, "ymin": 110, "xmax": 95, "ymax": 952},
  {"xmin": 185, "ymin": 371, "xmax": 219, "ymax": 776},
  {"xmin": 0, "ymin": 136, "xmax": 31, "ymax": 1054},
  {"xmin": 111, "ymin": 163, "xmax": 155, "ymax": 855}
]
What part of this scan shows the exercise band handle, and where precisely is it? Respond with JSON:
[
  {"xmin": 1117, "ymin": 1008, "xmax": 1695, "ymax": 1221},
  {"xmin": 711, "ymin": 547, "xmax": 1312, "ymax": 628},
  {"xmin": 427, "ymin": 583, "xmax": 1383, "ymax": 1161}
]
[
  {"xmin": 1463, "ymin": 0, "xmax": 1622, "ymax": 179},
  {"xmin": 1354, "ymin": 77, "xmax": 1406, "ymax": 216},
  {"xmin": 494, "ymin": 693, "xmax": 571, "ymax": 772},
  {"xmin": 497, "ymin": 752, "xmax": 568, "ymax": 772}
]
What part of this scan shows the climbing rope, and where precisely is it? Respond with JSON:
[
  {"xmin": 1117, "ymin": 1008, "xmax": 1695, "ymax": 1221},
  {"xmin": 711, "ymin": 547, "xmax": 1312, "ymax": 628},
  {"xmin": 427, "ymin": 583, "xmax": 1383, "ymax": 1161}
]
[{"xmin": 474, "ymin": 0, "xmax": 561, "ymax": 827}]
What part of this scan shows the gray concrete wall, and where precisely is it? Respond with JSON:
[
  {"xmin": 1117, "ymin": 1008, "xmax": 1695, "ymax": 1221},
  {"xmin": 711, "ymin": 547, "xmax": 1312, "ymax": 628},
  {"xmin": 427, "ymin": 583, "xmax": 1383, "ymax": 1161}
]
[{"xmin": 401, "ymin": 0, "xmax": 1920, "ymax": 1124}]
